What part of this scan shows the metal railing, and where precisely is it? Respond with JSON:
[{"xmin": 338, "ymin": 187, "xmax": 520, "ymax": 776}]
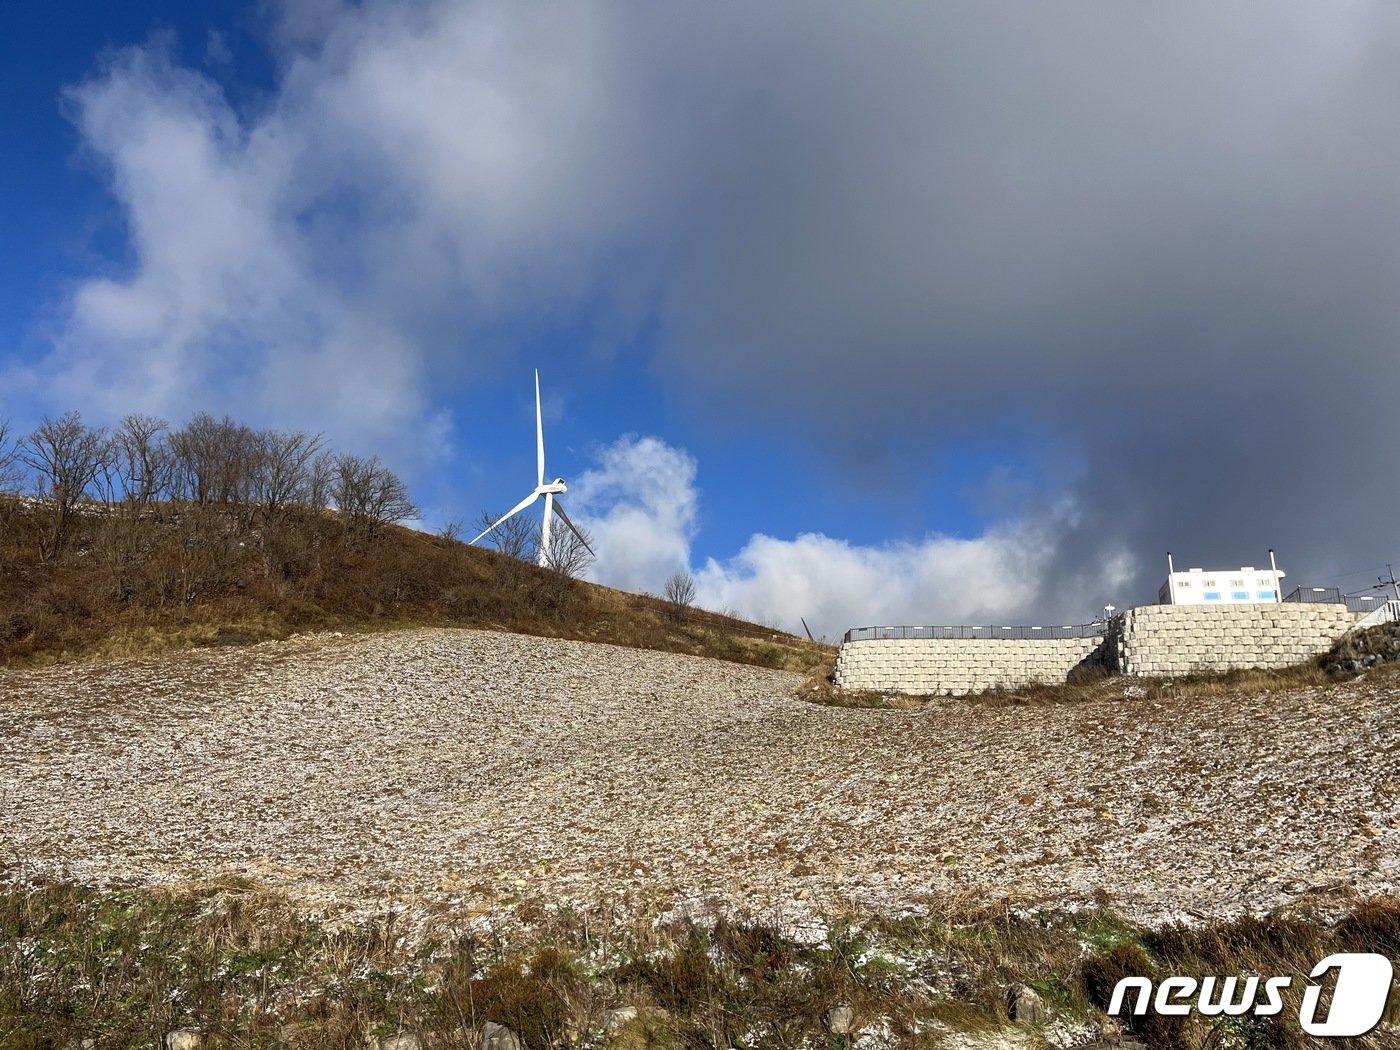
[
  {"xmin": 843, "ymin": 622, "xmax": 1107, "ymax": 643},
  {"xmin": 1352, "ymin": 599, "xmax": 1400, "ymax": 631},
  {"xmin": 1283, "ymin": 586, "xmax": 1344, "ymax": 604},
  {"xmin": 1284, "ymin": 586, "xmax": 1395, "ymax": 615},
  {"xmin": 1347, "ymin": 594, "xmax": 1397, "ymax": 616}
]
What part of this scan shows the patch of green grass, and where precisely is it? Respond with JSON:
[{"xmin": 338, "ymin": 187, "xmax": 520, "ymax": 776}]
[
  {"xmin": 1071, "ymin": 910, "xmax": 1153, "ymax": 952},
  {"xmin": 1025, "ymin": 974, "xmax": 1081, "ymax": 1015}
]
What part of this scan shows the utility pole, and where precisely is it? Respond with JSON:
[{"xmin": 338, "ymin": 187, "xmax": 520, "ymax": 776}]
[{"xmin": 1384, "ymin": 564, "xmax": 1400, "ymax": 602}]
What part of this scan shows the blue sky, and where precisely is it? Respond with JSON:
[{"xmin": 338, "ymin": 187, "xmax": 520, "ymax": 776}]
[
  {"xmin": 4, "ymin": 1, "xmax": 1399, "ymax": 637},
  {"xmin": 1, "ymin": 3, "xmax": 259, "ymax": 335}
]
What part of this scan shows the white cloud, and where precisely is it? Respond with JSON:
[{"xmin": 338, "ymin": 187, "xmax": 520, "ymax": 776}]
[
  {"xmin": 18, "ymin": 41, "xmax": 435, "ymax": 463},
  {"xmin": 570, "ymin": 436, "xmax": 698, "ymax": 594},
  {"xmin": 571, "ymin": 436, "xmax": 1132, "ymax": 640},
  {"xmin": 695, "ymin": 527, "xmax": 1131, "ymax": 643},
  {"xmin": 17, "ymin": 3, "xmax": 652, "ymax": 463}
]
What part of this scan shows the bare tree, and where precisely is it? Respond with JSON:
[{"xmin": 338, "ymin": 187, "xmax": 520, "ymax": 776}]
[
  {"xmin": 305, "ymin": 451, "xmax": 336, "ymax": 512},
  {"xmin": 21, "ymin": 411, "xmax": 110, "ymax": 559},
  {"xmin": 89, "ymin": 415, "xmax": 169, "ymax": 599},
  {"xmin": 331, "ymin": 454, "xmax": 417, "ymax": 537},
  {"xmin": 0, "ymin": 420, "xmax": 23, "ymax": 559},
  {"xmin": 252, "ymin": 429, "xmax": 325, "ymax": 522},
  {"xmin": 168, "ymin": 413, "xmax": 259, "ymax": 505},
  {"xmin": 476, "ymin": 508, "xmax": 537, "ymax": 561},
  {"xmin": 0, "ymin": 419, "xmax": 23, "ymax": 494},
  {"xmin": 112, "ymin": 414, "xmax": 174, "ymax": 511},
  {"xmin": 543, "ymin": 518, "xmax": 594, "ymax": 579},
  {"xmin": 664, "ymin": 569, "xmax": 698, "ymax": 622}
]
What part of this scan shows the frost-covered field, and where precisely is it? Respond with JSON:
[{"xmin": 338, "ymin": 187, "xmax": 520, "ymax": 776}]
[{"xmin": 2, "ymin": 628, "xmax": 1397, "ymax": 924}]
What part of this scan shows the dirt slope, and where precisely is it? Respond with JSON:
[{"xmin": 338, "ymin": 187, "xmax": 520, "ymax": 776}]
[{"xmin": 3, "ymin": 628, "xmax": 1397, "ymax": 926}]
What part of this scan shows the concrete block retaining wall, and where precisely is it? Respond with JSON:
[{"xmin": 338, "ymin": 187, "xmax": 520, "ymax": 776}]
[
  {"xmin": 1109, "ymin": 602, "xmax": 1352, "ymax": 676},
  {"xmin": 833, "ymin": 602, "xmax": 1354, "ymax": 695},
  {"xmin": 832, "ymin": 637, "xmax": 1104, "ymax": 695}
]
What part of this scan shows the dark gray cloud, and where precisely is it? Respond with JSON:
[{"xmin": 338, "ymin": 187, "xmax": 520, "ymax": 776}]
[{"xmin": 614, "ymin": 2, "xmax": 1400, "ymax": 602}]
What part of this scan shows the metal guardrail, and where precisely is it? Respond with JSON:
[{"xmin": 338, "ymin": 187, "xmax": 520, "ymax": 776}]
[
  {"xmin": 1352, "ymin": 599, "xmax": 1400, "ymax": 631},
  {"xmin": 842, "ymin": 622, "xmax": 1107, "ymax": 643},
  {"xmin": 845, "ymin": 588, "xmax": 1400, "ymax": 644},
  {"xmin": 1284, "ymin": 586, "xmax": 1395, "ymax": 615},
  {"xmin": 1347, "ymin": 595, "xmax": 1395, "ymax": 615},
  {"xmin": 1283, "ymin": 586, "xmax": 1344, "ymax": 604}
]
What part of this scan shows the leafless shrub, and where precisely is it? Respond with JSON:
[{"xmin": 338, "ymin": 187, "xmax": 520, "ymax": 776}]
[
  {"xmin": 332, "ymin": 454, "xmax": 417, "ymax": 538},
  {"xmin": 20, "ymin": 411, "xmax": 110, "ymax": 559},
  {"xmin": 252, "ymin": 429, "xmax": 324, "ymax": 522},
  {"xmin": 664, "ymin": 570, "xmax": 697, "ymax": 622},
  {"xmin": 471, "ymin": 505, "xmax": 593, "ymax": 578},
  {"xmin": 477, "ymin": 508, "xmax": 537, "ymax": 561},
  {"xmin": 171, "ymin": 502, "xmax": 241, "ymax": 604}
]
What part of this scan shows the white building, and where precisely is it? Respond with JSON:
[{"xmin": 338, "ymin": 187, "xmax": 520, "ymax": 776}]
[{"xmin": 1159, "ymin": 565, "xmax": 1285, "ymax": 605}]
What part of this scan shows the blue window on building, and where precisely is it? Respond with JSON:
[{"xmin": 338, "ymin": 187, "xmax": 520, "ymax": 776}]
[
  {"xmin": 1231, "ymin": 591, "xmax": 1250, "ymax": 601},
  {"xmin": 1204, "ymin": 592, "xmax": 1222, "ymax": 601},
  {"xmin": 1257, "ymin": 590, "xmax": 1275, "ymax": 601}
]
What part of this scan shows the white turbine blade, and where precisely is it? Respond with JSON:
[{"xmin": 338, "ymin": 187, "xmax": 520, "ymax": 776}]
[
  {"xmin": 470, "ymin": 491, "xmax": 539, "ymax": 545},
  {"xmin": 535, "ymin": 368, "xmax": 545, "ymax": 488},
  {"xmin": 539, "ymin": 491, "xmax": 554, "ymax": 567},
  {"xmin": 551, "ymin": 500, "xmax": 594, "ymax": 556}
]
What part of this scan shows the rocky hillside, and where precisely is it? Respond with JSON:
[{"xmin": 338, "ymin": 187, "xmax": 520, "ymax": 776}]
[
  {"xmin": 4, "ymin": 627, "xmax": 1396, "ymax": 923},
  {"xmin": 1322, "ymin": 617, "xmax": 1400, "ymax": 673}
]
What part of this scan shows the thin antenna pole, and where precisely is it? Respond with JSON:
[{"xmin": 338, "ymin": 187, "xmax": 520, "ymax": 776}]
[
  {"xmin": 1166, "ymin": 551, "xmax": 1176, "ymax": 605},
  {"xmin": 1269, "ymin": 548, "xmax": 1281, "ymax": 603}
]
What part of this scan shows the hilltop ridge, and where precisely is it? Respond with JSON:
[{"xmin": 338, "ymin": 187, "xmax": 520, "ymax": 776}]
[{"xmin": 0, "ymin": 496, "xmax": 828, "ymax": 673}]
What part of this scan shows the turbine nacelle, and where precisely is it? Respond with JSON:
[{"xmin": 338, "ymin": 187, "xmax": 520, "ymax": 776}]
[{"xmin": 470, "ymin": 373, "xmax": 594, "ymax": 569}]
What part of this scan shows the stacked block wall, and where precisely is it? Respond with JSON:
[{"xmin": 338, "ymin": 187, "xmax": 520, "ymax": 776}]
[
  {"xmin": 1110, "ymin": 602, "xmax": 1351, "ymax": 676},
  {"xmin": 832, "ymin": 637, "xmax": 1104, "ymax": 695},
  {"xmin": 832, "ymin": 602, "xmax": 1353, "ymax": 695}
]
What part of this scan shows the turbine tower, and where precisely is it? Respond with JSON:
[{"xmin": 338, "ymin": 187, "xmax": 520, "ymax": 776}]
[{"xmin": 471, "ymin": 370, "xmax": 594, "ymax": 569}]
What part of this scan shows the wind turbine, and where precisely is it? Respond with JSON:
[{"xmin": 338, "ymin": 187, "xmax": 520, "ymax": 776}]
[{"xmin": 471, "ymin": 370, "xmax": 595, "ymax": 569}]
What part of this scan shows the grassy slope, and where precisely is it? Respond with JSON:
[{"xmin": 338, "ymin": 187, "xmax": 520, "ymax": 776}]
[
  {"xmin": 0, "ymin": 498, "xmax": 828, "ymax": 674},
  {"xmin": 4, "ymin": 881, "xmax": 1399, "ymax": 1049}
]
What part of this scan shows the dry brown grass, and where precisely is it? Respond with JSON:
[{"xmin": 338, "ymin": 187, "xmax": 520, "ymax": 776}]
[
  {"xmin": 804, "ymin": 658, "xmax": 1354, "ymax": 712},
  {"xmin": 970, "ymin": 661, "xmax": 1337, "ymax": 706},
  {"xmin": 0, "ymin": 497, "xmax": 829, "ymax": 675},
  {"xmin": 1133, "ymin": 661, "xmax": 1335, "ymax": 700},
  {"xmin": 5, "ymin": 881, "xmax": 1397, "ymax": 1049}
]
